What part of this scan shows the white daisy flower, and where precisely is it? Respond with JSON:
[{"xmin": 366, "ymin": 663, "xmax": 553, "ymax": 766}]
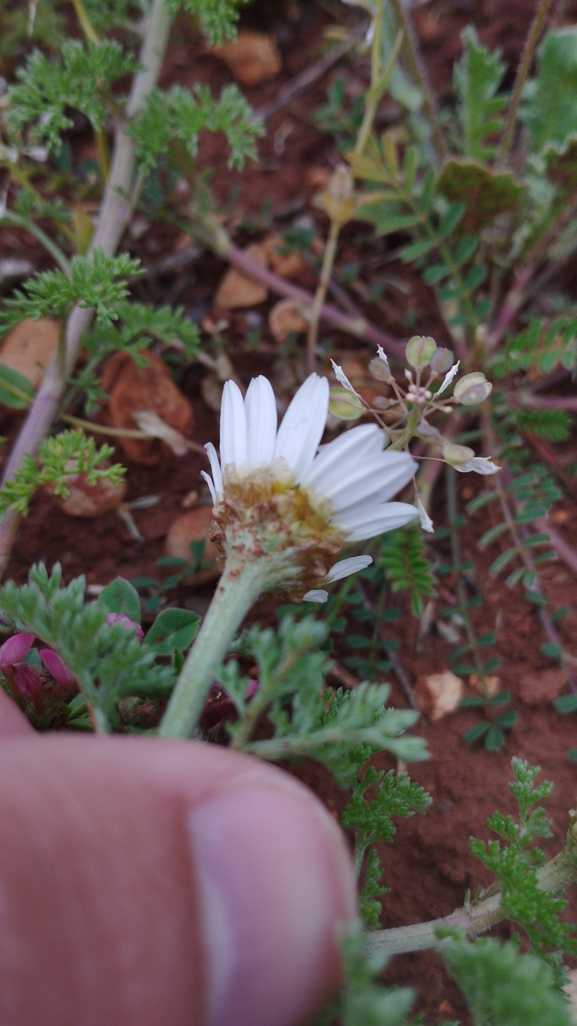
[{"xmin": 202, "ymin": 373, "xmax": 418, "ymax": 600}]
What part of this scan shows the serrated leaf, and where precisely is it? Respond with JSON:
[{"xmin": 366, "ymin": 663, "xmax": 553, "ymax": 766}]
[
  {"xmin": 437, "ymin": 158, "xmax": 523, "ymax": 235},
  {"xmin": 453, "ymin": 27, "xmax": 507, "ymax": 161},
  {"xmin": 97, "ymin": 578, "xmax": 141, "ymax": 623},
  {"xmin": 525, "ymin": 28, "xmax": 577, "ymax": 153},
  {"xmin": 144, "ymin": 607, "xmax": 200, "ymax": 654}
]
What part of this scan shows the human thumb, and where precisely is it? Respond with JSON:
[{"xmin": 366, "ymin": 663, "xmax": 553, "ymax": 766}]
[{"xmin": 0, "ymin": 735, "xmax": 356, "ymax": 1026}]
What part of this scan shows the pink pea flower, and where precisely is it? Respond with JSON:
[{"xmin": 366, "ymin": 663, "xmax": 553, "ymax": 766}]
[
  {"xmin": 0, "ymin": 633, "xmax": 43, "ymax": 706},
  {"xmin": 105, "ymin": 612, "xmax": 144, "ymax": 640},
  {"xmin": 0, "ymin": 633, "xmax": 35, "ymax": 676},
  {"xmin": 39, "ymin": 649, "xmax": 76, "ymax": 693},
  {"xmin": 13, "ymin": 663, "xmax": 43, "ymax": 704}
]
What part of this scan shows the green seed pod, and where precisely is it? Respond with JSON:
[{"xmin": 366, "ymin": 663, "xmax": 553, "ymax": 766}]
[
  {"xmin": 453, "ymin": 372, "xmax": 492, "ymax": 405},
  {"xmin": 443, "ymin": 442, "xmax": 475, "ymax": 466},
  {"xmin": 429, "ymin": 347, "xmax": 453, "ymax": 374},
  {"xmin": 406, "ymin": 335, "xmax": 437, "ymax": 369},
  {"xmin": 328, "ymin": 387, "xmax": 363, "ymax": 421},
  {"xmin": 368, "ymin": 357, "xmax": 392, "ymax": 382}
]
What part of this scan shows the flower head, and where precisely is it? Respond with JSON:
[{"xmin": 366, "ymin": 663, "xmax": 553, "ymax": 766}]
[{"xmin": 202, "ymin": 374, "xmax": 417, "ymax": 600}]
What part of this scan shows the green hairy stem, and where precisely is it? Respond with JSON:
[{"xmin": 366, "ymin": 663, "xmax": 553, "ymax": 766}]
[
  {"xmin": 367, "ymin": 822, "xmax": 577, "ymax": 957},
  {"xmin": 159, "ymin": 559, "xmax": 264, "ymax": 739}
]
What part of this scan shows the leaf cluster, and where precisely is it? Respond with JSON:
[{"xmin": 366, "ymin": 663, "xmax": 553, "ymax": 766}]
[
  {"xmin": 0, "ymin": 565, "xmax": 200, "ymax": 729},
  {"xmin": 165, "ymin": 0, "xmax": 248, "ymax": 46},
  {"xmin": 315, "ymin": 928, "xmax": 414, "ymax": 1026},
  {"xmin": 222, "ymin": 616, "xmax": 427, "ymax": 784},
  {"xmin": 379, "ymin": 527, "xmax": 435, "ymax": 617},
  {"xmin": 441, "ymin": 932, "xmax": 572, "ymax": 1026},
  {"xmin": 7, "ymin": 40, "xmax": 136, "ymax": 153},
  {"xmin": 129, "ymin": 83, "xmax": 262, "ymax": 175},
  {"xmin": 470, "ymin": 758, "xmax": 577, "ymax": 979},
  {"xmin": 343, "ymin": 765, "xmax": 431, "ymax": 929},
  {"xmin": 0, "ymin": 429, "xmax": 125, "ymax": 517},
  {"xmin": 0, "ymin": 250, "xmax": 142, "ymax": 329}
]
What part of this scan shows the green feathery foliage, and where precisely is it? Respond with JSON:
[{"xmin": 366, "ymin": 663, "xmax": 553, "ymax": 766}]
[
  {"xmin": 343, "ymin": 765, "xmax": 431, "ymax": 929},
  {"xmin": 316, "ymin": 928, "xmax": 414, "ymax": 1026},
  {"xmin": 222, "ymin": 617, "xmax": 427, "ymax": 783},
  {"xmin": 0, "ymin": 251, "xmax": 142, "ymax": 329},
  {"xmin": 441, "ymin": 933, "xmax": 572, "ymax": 1026},
  {"xmin": 165, "ymin": 0, "xmax": 249, "ymax": 46},
  {"xmin": 7, "ymin": 40, "xmax": 137, "ymax": 153},
  {"xmin": 0, "ymin": 430, "xmax": 125, "ymax": 517},
  {"xmin": 470, "ymin": 758, "xmax": 577, "ymax": 982},
  {"xmin": 129, "ymin": 83, "xmax": 262, "ymax": 174},
  {"xmin": 0, "ymin": 565, "xmax": 175, "ymax": 728}
]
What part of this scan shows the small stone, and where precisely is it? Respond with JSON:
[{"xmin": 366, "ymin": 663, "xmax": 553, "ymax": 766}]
[
  {"xmin": 48, "ymin": 467, "xmax": 127, "ymax": 518},
  {"xmin": 101, "ymin": 350, "xmax": 193, "ymax": 465},
  {"xmin": 518, "ymin": 667, "xmax": 567, "ymax": 705},
  {"xmin": 0, "ymin": 317, "xmax": 59, "ymax": 389},
  {"xmin": 165, "ymin": 506, "xmax": 220, "ymax": 586},
  {"xmin": 263, "ymin": 234, "xmax": 307, "ymax": 280},
  {"xmin": 214, "ymin": 243, "xmax": 269, "ymax": 309},
  {"xmin": 415, "ymin": 671, "xmax": 463, "ymax": 721},
  {"xmin": 268, "ymin": 299, "xmax": 308, "ymax": 342},
  {"xmin": 211, "ymin": 31, "xmax": 281, "ymax": 87}
]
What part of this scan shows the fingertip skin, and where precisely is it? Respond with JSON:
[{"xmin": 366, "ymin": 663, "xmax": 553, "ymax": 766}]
[
  {"xmin": 0, "ymin": 688, "xmax": 34, "ymax": 737},
  {"xmin": 0, "ymin": 736, "xmax": 356, "ymax": 1026}
]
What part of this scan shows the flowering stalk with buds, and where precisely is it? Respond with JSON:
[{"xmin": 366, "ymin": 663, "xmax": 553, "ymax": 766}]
[
  {"xmin": 330, "ymin": 333, "xmax": 499, "ymax": 524},
  {"xmin": 159, "ymin": 373, "xmax": 418, "ymax": 739}
]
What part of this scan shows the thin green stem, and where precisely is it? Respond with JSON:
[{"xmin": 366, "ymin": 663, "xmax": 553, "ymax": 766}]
[
  {"xmin": 158, "ymin": 559, "xmax": 264, "ymax": 739},
  {"xmin": 498, "ymin": 0, "xmax": 554, "ymax": 166},
  {"xmin": 1, "ymin": 211, "xmax": 72, "ymax": 276},
  {"xmin": 70, "ymin": 0, "xmax": 99, "ymax": 44},
  {"xmin": 60, "ymin": 413, "xmax": 151, "ymax": 439},
  {"xmin": 354, "ymin": 21, "xmax": 403, "ymax": 158},
  {"xmin": 307, "ymin": 219, "xmax": 341, "ymax": 375}
]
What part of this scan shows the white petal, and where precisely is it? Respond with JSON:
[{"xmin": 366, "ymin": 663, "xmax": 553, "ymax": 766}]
[
  {"xmin": 245, "ymin": 376, "xmax": 278, "ymax": 469},
  {"xmin": 321, "ymin": 451, "xmax": 416, "ymax": 515},
  {"xmin": 417, "ymin": 497, "xmax": 434, "ymax": 533},
  {"xmin": 335, "ymin": 501, "xmax": 419, "ymax": 540},
  {"xmin": 325, "ymin": 555, "xmax": 373, "ymax": 583},
  {"xmin": 331, "ymin": 359, "xmax": 358, "ymax": 395},
  {"xmin": 437, "ymin": 360, "xmax": 460, "ymax": 396},
  {"xmin": 455, "ymin": 456, "xmax": 500, "ymax": 475},
  {"xmin": 274, "ymin": 374, "xmax": 329, "ymax": 482},
  {"xmin": 204, "ymin": 442, "xmax": 223, "ymax": 497},
  {"xmin": 376, "ymin": 346, "xmax": 391, "ymax": 376},
  {"xmin": 302, "ymin": 424, "xmax": 385, "ymax": 493},
  {"xmin": 303, "ymin": 589, "xmax": 329, "ymax": 603},
  {"xmin": 200, "ymin": 470, "xmax": 217, "ymax": 505},
  {"xmin": 220, "ymin": 380, "xmax": 248, "ymax": 470}
]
